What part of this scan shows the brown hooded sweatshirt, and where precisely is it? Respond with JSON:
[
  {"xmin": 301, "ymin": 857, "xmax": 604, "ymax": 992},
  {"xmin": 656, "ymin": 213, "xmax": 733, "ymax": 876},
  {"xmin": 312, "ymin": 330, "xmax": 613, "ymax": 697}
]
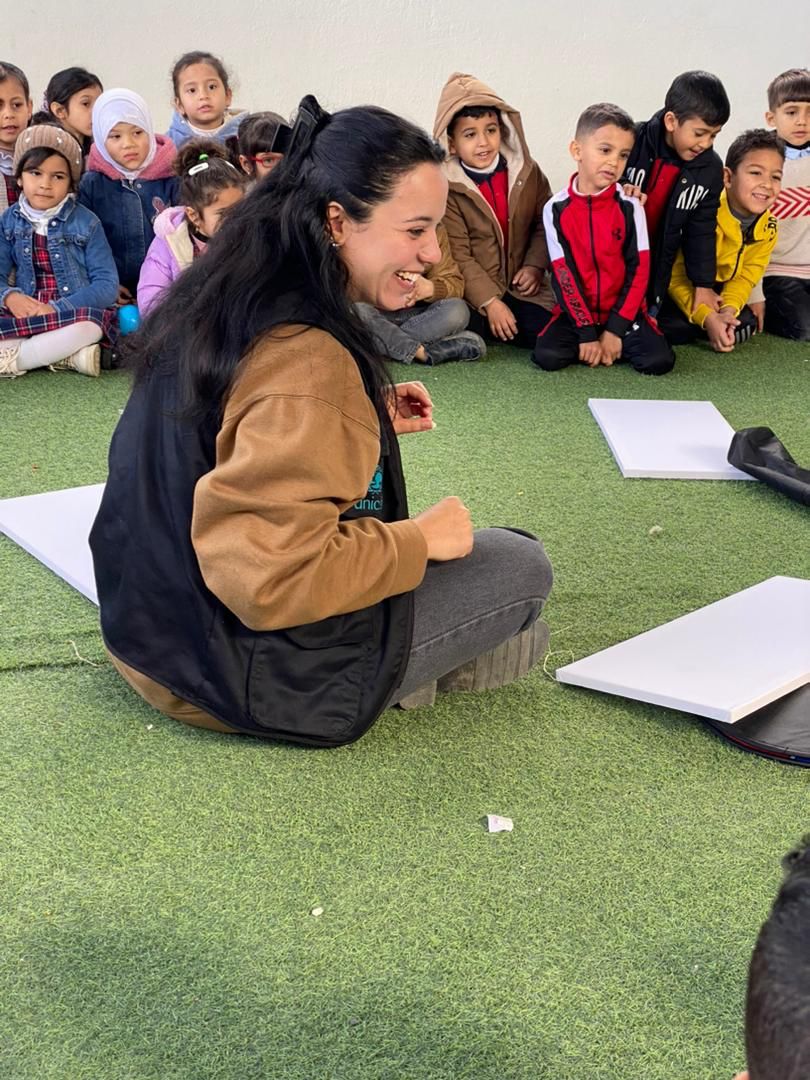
[{"xmin": 433, "ymin": 73, "xmax": 554, "ymax": 313}]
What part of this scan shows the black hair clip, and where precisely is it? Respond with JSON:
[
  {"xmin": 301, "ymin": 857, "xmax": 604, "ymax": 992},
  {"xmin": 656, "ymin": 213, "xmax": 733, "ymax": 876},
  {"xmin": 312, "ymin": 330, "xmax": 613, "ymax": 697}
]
[{"xmin": 284, "ymin": 95, "xmax": 329, "ymax": 157}]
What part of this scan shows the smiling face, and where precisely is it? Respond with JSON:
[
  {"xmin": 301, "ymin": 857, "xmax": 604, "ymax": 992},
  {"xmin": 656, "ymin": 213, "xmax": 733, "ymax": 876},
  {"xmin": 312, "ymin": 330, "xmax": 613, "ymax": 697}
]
[
  {"xmin": 105, "ymin": 122, "xmax": 150, "ymax": 171},
  {"xmin": 724, "ymin": 148, "xmax": 783, "ymax": 217},
  {"xmin": 20, "ymin": 152, "xmax": 71, "ymax": 209},
  {"xmin": 571, "ymin": 123, "xmax": 635, "ymax": 195},
  {"xmin": 53, "ymin": 84, "xmax": 103, "ymax": 140},
  {"xmin": 448, "ymin": 111, "xmax": 502, "ymax": 171},
  {"xmin": 186, "ymin": 183, "xmax": 245, "ymax": 238},
  {"xmin": 328, "ymin": 161, "xmax": 448, "ymax": 311},
  {"xmin": 766, "ymin": 100, "xmax": 810, "ymax": 147},
  {"xmin": 0, "ymin": 76, "xmax": 33, "ymax": 152},
  {"xmin": 175, "ymin": 63, "xmax": 232, "ymax": 130},
  {"xmin": 663, "ymin": 112, "xmax": 723, "ymax": 161}
]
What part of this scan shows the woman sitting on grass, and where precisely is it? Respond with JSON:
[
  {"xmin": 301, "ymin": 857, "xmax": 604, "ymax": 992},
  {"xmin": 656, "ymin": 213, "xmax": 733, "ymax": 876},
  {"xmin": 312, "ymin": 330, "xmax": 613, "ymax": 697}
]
[{"xmin": 90, "ymin": 96, "xmax": 553, "ymax": 745}]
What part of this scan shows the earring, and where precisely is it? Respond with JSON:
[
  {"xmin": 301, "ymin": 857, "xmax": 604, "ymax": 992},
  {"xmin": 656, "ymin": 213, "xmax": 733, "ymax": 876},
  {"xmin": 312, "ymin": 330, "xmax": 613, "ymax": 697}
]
[{"xmin": 330, "ymin": 239, "xmax": 342, "ymax": 249}]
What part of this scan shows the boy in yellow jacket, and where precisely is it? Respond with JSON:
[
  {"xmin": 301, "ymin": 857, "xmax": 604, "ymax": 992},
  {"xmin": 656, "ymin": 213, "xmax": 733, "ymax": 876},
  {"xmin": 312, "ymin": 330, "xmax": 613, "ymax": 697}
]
[{"xmin": 660, "ymin": 129, "xmax": 784, "ymax": 352}]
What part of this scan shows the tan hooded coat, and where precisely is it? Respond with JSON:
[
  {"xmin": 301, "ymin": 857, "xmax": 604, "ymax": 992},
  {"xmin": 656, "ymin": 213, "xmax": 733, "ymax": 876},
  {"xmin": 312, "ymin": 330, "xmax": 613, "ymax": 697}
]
[{"xmin": 433, "ymin": 73, "xmax": 553, "ymax": 312}]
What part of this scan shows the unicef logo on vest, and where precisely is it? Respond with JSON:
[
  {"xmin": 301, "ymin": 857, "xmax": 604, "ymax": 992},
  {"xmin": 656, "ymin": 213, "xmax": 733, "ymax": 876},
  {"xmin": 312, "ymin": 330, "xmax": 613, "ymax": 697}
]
[{"xmin": 354, "ymin": 464, "xmax": 384, "ymax": 512}]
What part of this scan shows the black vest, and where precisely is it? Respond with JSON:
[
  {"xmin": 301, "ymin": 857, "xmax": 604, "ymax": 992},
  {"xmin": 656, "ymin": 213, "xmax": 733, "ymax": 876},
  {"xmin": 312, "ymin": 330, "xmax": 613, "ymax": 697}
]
[{"xmin": 89, "ymin": 347, "xmax": 414, "ymax": 747}]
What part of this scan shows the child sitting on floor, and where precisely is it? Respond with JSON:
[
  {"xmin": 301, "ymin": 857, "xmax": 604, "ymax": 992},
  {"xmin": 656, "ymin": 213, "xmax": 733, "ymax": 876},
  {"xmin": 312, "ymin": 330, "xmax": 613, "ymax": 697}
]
[
  {"xmin": 0, "ymin": 62, "xmax": 33, "ymax": 215},
  {"xmin": 623, "ymin": 71, "xmax": 729, "ymax": 327},
  {"xmin": 0, "ymin": 126, "xmax": 118, "ymax": 378},
  {"xmin": 661, "ymin": 129, "xmax": 783, "ymax": 353},
  {"xmin": 354, "ymin": 223, "xmax": 485, "ymax": 364},
  {"xmin": 79, "ymin": 89, "xmax": 178, "ymax": 305},
  {"xmin": 533, "ymin": 103, "xmax": 674, "ymax": 375},
  {"xmin": 166, "ymin": 51, "xmax": 243, "ymax": 149},
  {"xmin": 231, "ymin": 111, "xmax": 287, "ymax": 181},
  {"xmin": 32, "ymin": 67, "xmax": 103, "ymax": 159},
  {"xmin": 433, "ymin": 72, "xmax": 554, "ymax": 348},
  {"xmin": 138, "ymin": 139, "xmax": 247, "ymax": 315},
  {"xmin": 749, "ymin": 68, "xmax": 810, "ymax": 341}
]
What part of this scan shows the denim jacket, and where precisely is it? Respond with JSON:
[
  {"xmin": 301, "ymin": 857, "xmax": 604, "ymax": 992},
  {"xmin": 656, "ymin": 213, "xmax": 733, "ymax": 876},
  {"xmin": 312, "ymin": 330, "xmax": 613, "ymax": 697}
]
[
  {"xmin": 0, "ymin": 197, "xmax": 119, "ymax": 312},
  {"xmin": 79, "ymin": 171, "xmax": 180, "ymax": 291}
]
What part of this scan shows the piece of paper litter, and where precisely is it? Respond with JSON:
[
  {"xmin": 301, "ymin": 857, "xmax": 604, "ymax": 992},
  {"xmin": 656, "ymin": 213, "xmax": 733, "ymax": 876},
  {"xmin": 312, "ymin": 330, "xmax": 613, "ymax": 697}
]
[{"xmin": 486, "ymin": 815, "xmax": 514, "ymax": 833}]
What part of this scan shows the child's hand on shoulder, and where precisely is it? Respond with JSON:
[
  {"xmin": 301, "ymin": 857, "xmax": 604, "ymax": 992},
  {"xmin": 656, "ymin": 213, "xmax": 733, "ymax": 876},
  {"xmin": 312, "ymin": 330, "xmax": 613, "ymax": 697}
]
[
  {"xmin": 578, "ymin": 340, "xmax": 604, "ymax": 367},
  {"xmin": 486, "ymin": 298, "xmax": 518, "ymax": 341},
  {"xmin": 704, "ymin": 311, "xmax": 736, "ymax": 353},
  {"xmin": 512, "ymin": 266, "xmax": 544, "ymax": 297},
  {"xmin": 621, "ymin": 183, "xmax": 647, "ymax": 206},
  {"xmin": 598, "ymin": 330, "xmax": 622, "ymax": 365}
]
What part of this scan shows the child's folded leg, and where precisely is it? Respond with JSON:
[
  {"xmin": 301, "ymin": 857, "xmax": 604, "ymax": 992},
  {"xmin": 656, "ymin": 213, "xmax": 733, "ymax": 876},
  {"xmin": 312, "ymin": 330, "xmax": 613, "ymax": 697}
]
[
  {"xmin": 531, "ymin": 312, "xmax": 579, "ymax": 370},
  {"xmin": 733, "ymin": 305, "xmax": 758, "ymax": 345},
  {"xmin": 762, "ymin": 277, "xmax": 810, "ymax": 341},
  {"xmin": 353, "ymin": 302, "xmax": 424, "ymax": 363},
  {"xmin": 16, "ymin": 322, "xmax": 102, "ymax": 371},
  {"xmin": 620, "ymin": 314, "xmax": 676, "ymax": 375},
  {"xmin": 654, "ymin": 299, "xmax": 700, "ymax": 346},
  {"xmin": 505, "ymin": 293, "xmax": 553, "ymax": 349},
  {"xmin": 396, "ymin": 298, "xmax": 470, "ymax": 344}
]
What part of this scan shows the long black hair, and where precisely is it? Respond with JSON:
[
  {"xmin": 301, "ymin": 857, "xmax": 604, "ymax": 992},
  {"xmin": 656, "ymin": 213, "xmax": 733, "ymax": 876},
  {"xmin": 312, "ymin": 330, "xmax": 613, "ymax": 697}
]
[
  {"xmin": 128, "ymin": 96, "xmax": 445, "ymax": 421},
  {"xmin": 32, "ymin": 67, "xmax": 103, "ymax": 154}
]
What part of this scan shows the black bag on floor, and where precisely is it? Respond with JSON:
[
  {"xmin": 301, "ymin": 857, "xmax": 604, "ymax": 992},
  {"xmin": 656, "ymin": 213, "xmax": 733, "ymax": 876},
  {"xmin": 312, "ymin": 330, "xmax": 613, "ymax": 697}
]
[
  {"xmin": 728, "ymin": 427, "xmax": 810, "ymax": 506},
  {"xmin": 706, "ymin": 685, "xmax": 810, "ymax": 767}
]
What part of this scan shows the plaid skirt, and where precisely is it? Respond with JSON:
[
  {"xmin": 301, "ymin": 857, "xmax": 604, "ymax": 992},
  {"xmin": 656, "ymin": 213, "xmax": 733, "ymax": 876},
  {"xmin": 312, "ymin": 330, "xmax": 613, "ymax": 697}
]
[
  {"xmin": 3, "ymin": 173, "xmax": 18, "ymax": 207},
  {"xmin": 0, "ymin": 233, "xmax": 117, "ymax": 342}
]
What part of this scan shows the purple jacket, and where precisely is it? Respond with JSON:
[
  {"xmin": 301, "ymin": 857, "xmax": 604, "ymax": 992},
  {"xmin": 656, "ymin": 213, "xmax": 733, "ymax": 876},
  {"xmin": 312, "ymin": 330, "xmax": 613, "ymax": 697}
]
[{"xmin": 137, "ymin": 206, "xmax": 203, "ymax": 315}]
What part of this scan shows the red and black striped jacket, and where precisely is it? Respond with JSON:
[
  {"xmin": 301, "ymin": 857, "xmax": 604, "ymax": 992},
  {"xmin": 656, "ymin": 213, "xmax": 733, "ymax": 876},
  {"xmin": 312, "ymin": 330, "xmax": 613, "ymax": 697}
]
[{"xmin": 543, "ymin": 177, "xmax": 650, "ymax": 342}]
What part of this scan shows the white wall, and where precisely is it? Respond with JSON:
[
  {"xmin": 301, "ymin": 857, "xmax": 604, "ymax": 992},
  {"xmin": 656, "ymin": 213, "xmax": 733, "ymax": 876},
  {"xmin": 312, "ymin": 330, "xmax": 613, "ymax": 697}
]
[{"xmin": 6, "ymin": 2, "xmax": 809, "ymax": 189}]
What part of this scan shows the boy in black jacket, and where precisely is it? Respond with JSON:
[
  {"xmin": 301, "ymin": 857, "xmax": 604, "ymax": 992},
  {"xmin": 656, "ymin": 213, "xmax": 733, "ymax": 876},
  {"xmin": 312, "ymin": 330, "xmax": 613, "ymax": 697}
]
[{"xmin": 623, "ymin": 71, "xmax": 730, "ymax": 330}]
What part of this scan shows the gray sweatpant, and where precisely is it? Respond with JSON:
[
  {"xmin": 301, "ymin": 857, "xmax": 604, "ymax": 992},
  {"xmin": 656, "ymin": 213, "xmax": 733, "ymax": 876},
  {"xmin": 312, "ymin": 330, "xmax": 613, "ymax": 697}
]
[{"xmin": 391, "ymin": 527, "xmax": 553, "ymax": 702}]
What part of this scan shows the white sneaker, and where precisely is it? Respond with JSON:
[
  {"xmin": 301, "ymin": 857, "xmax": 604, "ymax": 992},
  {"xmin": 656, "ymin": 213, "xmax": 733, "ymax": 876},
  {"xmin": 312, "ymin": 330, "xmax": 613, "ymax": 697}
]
[
  {"xmin": 0, "ymin": 344, "xmax": 24, "ymax": 378},
  {"xmin": 50, "ymin": 344, "xmax": 101, "ymax": 377}
]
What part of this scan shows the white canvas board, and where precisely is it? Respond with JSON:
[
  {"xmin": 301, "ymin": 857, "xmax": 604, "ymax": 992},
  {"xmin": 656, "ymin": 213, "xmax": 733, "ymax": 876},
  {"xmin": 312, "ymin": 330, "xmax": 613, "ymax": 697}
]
[
  {"xmin": 588, "ymin": 398, "xmax": 755, "ymax": 480},
  {"xmin": 556, "ymin": 577, "xmax": 810, "ymax": 723},
  {"xmin": 0, "ymin": 484, "xmax": 104, "ymax": 605}
]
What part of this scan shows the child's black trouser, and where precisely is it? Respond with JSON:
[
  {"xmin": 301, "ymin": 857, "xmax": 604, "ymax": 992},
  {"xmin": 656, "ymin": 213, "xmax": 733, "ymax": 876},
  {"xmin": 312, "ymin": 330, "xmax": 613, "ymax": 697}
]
[
  {"xmin": 531, "ymin": 310, "xmax": 675, "ymax": 375},
  {"xmin": 467, "ymin": 293, "xmax": 553, "ymax": 350},
  {"xmin": 656, "ymin": 296, "xmax": 758, "ymax": 347},
  {"xmin": 762, "ymin": 276, "xmax": 810, "ymax": 341}
]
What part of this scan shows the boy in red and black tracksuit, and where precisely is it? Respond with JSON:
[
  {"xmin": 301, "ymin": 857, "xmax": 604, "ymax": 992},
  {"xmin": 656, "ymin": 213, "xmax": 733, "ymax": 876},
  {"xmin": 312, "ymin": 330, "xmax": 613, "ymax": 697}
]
[
  {"xmin": 533, "ymin": 103, "xmax": 674, "ymax": 375},
  {"xmin": 623, "ymin": 71, "xmax": 730, "ymax": 328}
]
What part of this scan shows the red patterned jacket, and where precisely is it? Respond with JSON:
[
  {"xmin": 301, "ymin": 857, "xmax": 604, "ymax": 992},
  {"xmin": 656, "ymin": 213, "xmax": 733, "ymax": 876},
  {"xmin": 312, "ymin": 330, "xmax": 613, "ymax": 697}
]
[{"xmin": 544, "ymin": 177, "xmax": 650, "ymax": 341}]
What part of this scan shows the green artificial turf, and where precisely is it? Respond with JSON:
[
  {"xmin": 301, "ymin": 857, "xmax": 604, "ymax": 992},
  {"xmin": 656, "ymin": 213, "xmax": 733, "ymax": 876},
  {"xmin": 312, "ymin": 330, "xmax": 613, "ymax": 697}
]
[{"xmin": 1, "ymin": 336, "xmax": 808, "ymax": 1080}]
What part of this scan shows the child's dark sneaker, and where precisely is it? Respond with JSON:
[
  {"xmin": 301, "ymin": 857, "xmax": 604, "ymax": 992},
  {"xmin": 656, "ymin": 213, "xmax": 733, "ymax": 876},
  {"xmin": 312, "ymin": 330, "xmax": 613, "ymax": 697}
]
[{"xmin": 426, "ymin": 331, "xmax": 487, "ymax": 364}]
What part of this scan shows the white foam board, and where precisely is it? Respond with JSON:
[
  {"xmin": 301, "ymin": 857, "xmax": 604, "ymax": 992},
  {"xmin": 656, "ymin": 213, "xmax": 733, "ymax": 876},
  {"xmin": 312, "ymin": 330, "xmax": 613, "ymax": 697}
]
[
  {"xmin": 0, "ymin": 484, "xmax": 104, "ymax": 604},
  {"xmin": 556, "ymin": 577, "xmax": 810, "ymax": 723},
  {"xmin": 588, "ymin": 398, "xmax": 755, "ymax": 480}
]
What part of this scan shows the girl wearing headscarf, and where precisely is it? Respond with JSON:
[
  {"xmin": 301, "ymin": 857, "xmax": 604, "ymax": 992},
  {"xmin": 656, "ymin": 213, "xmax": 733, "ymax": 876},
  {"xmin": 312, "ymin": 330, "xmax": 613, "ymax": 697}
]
[{"xmin": 79, "ymin": 88, "xmax": 178, "ymax": 302}]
